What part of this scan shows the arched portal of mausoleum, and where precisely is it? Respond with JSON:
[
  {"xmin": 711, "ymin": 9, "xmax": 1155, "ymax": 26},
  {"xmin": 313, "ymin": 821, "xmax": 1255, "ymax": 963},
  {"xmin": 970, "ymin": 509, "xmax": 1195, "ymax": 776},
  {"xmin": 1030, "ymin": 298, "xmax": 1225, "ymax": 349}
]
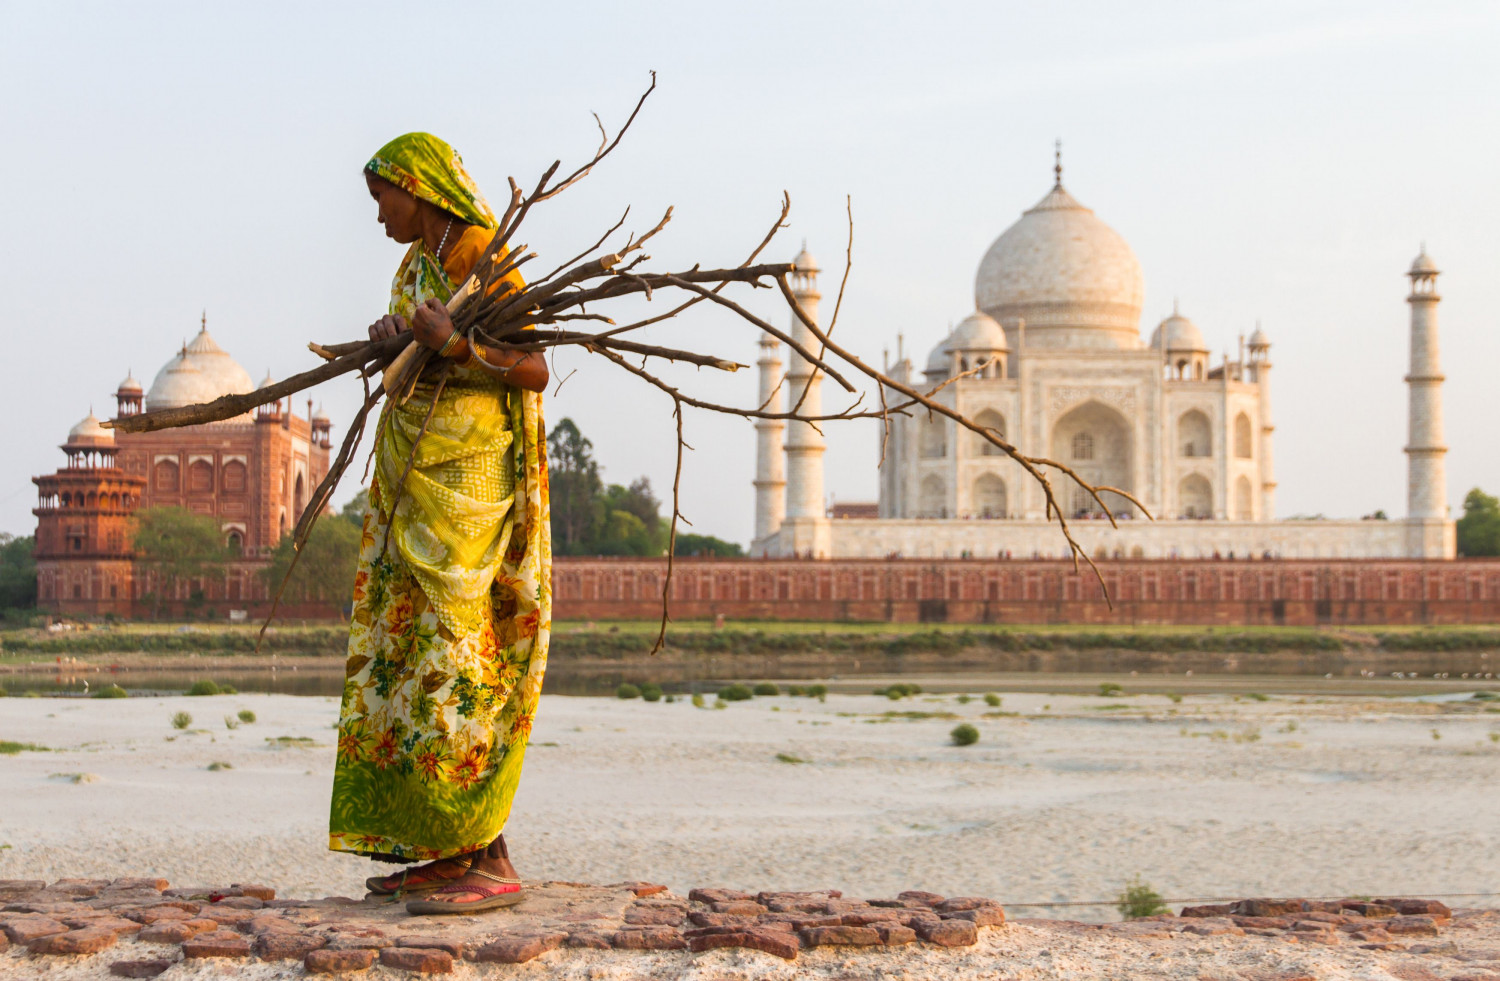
[{"xmin": 1050, "ymin": 400, "xmax": 1133, "ymax": 518}]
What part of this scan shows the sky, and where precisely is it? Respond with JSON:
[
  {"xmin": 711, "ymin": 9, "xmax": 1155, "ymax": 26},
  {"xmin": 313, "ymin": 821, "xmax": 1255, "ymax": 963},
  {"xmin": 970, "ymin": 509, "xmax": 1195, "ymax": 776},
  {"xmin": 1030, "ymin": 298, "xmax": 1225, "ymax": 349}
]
[{"xmin": 2, "ymin": 0, "xmax": 1497, "ymax": 543}]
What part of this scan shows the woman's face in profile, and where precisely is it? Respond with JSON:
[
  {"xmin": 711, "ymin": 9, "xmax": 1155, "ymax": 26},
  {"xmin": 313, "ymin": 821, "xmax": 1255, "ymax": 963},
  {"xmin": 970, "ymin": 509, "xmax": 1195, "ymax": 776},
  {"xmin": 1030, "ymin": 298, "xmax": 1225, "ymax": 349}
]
[{"xmin": 366, "ymin": 172, "xmax": 423, "ymax": 244}]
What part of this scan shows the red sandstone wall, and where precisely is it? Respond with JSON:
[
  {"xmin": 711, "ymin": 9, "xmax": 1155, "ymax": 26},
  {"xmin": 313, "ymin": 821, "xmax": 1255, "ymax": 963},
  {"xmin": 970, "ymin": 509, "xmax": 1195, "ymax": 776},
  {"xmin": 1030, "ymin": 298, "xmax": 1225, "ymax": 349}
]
[{"xmin": 551, "ymin": 557, "xmax": 1500, "ymax": 626}]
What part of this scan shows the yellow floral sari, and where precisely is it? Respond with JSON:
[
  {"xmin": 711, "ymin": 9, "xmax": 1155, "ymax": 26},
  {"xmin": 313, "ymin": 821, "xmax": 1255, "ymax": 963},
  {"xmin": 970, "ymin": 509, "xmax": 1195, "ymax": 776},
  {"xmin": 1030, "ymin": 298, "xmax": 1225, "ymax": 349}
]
[{"xmin": 329, "ymin": 135, "xmax": 551, "ymax": 862}]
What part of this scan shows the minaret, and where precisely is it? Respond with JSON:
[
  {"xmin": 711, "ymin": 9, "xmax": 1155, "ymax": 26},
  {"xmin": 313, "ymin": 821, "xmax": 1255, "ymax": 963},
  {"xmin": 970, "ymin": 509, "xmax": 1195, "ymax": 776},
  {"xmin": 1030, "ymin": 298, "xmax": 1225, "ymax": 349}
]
[
  {"xmin": 779, "ymin": 245, "xmax": 831, "ymax": 556},
  {"xmin": 1404, "ymin": 246, "xmax": 1454, "ymax": 558},
  {"xmin": 752, "ymin": 334, "xmax": 786, "ymax": 550},
  {"xmin": 1247, "ymin": 325, "xmax": 1274, "ymax": 519}
]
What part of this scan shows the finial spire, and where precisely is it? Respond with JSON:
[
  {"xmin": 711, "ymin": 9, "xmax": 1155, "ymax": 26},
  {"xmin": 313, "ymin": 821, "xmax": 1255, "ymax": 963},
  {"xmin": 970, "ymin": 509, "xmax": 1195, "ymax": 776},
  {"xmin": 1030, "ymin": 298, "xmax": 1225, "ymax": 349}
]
[
  {"xmin": 1053, "ymin": 139, "xmax": 1063, "ymax": 187},
  {"xmin": 200, "ymin": 309, "xmax": 207, "ymax": 332},
  {"xmin": 1173, "ymin": 296, "xmax": 1180, "ymax": 317}
]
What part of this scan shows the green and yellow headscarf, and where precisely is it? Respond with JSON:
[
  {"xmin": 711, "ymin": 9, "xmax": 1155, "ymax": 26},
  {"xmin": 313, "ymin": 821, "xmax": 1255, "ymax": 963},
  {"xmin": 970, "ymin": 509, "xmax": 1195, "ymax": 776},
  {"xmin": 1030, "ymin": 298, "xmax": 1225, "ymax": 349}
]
[{"xmin": 366, "ymin": 132, "xmax": 497, "ymax": 230}]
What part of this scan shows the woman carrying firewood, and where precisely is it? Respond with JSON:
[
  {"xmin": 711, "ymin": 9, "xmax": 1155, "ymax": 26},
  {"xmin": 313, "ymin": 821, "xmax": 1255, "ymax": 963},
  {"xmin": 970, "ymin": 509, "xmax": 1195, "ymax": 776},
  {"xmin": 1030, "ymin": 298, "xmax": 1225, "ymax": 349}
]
[{"xmin": 328, "ymin": 133, "xmax": 552, "ymax": 915}]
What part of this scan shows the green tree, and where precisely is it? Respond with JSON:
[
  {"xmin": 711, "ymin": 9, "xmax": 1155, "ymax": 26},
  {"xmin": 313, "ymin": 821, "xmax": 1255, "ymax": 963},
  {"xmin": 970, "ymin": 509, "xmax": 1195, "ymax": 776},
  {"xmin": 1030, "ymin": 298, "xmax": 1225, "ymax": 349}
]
[
  {"xmin": 547, "ymin": 418, "xmax": 604, "ymax": 554},
  {"xmin": 340, "ymin": 489, "xmax": 370, "ymax": 525},
  {"xmin": 0, "ymin": 533, "xmax": 37, "ymax": 610},
  {"xmin": 262, "ymin": 516, "xmax": 361, "ymax": 607},
  {"xmin": 674, "ymin": 533, "xmax": 744, "ymax": 557},
  {"xmin": 1457, "ymin": 488, "xmax": 1500, "ymax": 557},
  {"xmin": 131, "ymin": 507, "xmax": 232, "ymax": 619}
]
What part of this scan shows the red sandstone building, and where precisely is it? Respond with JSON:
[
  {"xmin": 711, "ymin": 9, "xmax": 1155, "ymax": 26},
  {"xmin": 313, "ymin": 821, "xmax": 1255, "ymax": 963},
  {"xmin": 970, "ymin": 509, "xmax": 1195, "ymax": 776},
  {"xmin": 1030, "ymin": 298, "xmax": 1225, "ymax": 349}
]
[{"xmin": 33, "ymin": 320, "xmax": 331, "ymax": 616}]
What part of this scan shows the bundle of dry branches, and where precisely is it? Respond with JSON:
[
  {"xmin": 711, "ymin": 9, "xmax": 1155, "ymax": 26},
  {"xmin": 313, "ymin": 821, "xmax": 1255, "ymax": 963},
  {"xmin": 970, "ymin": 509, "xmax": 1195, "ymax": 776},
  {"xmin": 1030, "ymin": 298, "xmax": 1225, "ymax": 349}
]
[{"xmin": 106, "ymin": 72, "xmax": 1148, "ymax": 651}]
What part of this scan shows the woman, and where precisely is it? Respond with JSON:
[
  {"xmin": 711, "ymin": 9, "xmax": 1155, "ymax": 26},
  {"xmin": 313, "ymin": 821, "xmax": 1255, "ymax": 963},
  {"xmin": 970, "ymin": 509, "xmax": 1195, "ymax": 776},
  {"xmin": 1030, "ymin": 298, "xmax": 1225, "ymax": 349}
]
[{"xmin": 328, "ymin": 132, "xmax": 551, "ymax": 915}]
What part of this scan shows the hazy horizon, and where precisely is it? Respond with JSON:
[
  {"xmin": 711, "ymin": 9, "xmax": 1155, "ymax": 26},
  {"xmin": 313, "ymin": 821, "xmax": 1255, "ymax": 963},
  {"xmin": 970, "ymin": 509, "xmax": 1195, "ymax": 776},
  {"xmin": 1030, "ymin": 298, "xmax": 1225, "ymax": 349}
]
[{"xmin": 3, "ymin": 1, "xmax": 1497, "ymax": 543}]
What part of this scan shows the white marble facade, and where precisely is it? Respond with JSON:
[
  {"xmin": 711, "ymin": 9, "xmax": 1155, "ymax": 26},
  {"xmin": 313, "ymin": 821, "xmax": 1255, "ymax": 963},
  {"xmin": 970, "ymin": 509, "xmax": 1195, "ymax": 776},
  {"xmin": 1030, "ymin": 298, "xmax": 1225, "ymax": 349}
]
[{"xmin": 752, "ymin": 163, "xmax": 1455, "ymax": 561}]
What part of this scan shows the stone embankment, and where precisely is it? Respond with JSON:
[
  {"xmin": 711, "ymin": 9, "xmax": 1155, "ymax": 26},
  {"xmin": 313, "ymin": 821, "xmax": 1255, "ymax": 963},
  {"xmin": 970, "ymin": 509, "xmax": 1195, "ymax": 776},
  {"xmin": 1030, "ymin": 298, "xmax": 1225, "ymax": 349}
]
[{"xmin": 1, "ymin": 876, "xmax": 1496, "ymax": 979}]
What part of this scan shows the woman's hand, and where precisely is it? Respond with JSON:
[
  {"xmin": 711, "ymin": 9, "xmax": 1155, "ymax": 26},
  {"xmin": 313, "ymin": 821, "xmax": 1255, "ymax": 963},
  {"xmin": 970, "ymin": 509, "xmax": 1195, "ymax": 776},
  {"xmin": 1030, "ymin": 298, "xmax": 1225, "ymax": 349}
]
[
  {"xmin": 412, "ymin": 297, "xmax": 457, "ymax": 353},
  {"xmin": 367, "ymin": 313, "xmax": 408, "ymax": 342}
]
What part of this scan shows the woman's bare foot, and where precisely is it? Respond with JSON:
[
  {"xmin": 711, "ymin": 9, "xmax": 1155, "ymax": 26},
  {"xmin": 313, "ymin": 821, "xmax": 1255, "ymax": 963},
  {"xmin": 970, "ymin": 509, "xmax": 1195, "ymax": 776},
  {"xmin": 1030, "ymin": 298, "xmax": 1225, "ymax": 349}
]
[
  {"xmin": 367, "ymin": 855, "xmax": 470, "ymax": 894},
  {"xmin": 415, "ymin": 834, "xmax": 520, "ymax": 906}
]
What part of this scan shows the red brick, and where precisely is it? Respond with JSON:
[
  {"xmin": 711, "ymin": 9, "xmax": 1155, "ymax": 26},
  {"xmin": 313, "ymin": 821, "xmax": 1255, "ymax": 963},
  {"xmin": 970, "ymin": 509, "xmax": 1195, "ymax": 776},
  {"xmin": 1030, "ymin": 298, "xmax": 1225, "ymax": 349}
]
[
  {"xmin": 788, "ymin": 915, "xmax": 843, "ymax": 930},
  {"xmin": 915, "ymin": 918, "xmax": 979, "ymax": 947},
  {"xmin": 1231, "ymin": 899, "xmax": 1305, "ymax": 918},
  {"xmin": 841, "ymin": 909, "xmax": 900, "ymax": 926},
  {"xmin": 688, "ymin": 929, "xmax": 799, "ymax": 959},
  {"xmin": 1232, "ymin": 915, "xmax": 1294, "ymax": 929},
  {"xmin": 233, "ymin": 883, "xmax": 276, "ymax": 901},
  {"xmin": 1181, "ymin": 904, "xmax": 1234, "ymax": 917},
  {"xmin": 212, "ymin": 895, "xmax": 264, "ymax": 910},
  {"xmin": 934, "ymin": 896, "xmax": 991, "ymax": 913},
  {"xmin": 51, "ymin": 878, "xmax": 108, "ymax": 898},
  {"xmin": 1379, "ymin": 899, "xmax": 1452, "ymax": 920},
  {"xmin": 108, "ymin": 959, "xmax": 175, "ymax": 978},
  {"xmin": 30, "ymin": 927, "xmax": 119, "ymax": 955},
  {"xmin": 182, "ymin": 934, "xmax": 252, "ymax": 958},
  {"xmin": 138, "ymin": 922, "xmax": 195, "ymax": 944},
  {"xmin": 689, "ymin": 888, "xmax": 754, "ymax": 904},
  {"xmin": 306, "ymin": 948, "xmax": 378, "ymax": 973},
  {"xmin": 622, "ymin": 882, "xmax": 669, "ymax": 897},
  {"xmin": 897, "ymin": 890, "xmax": 944, "ymax": 906},
  {"xmin": 63, "ymin": 915, "xmax": 141, "ymax": 934},
  {"xmin": 944, "ymin": 906, "xmax": 1006, "ymax": 927},
  {"xmin": 565, "ymin": 932, "xmax": 611, "ymax": 949},
  {"xmin": 2, "ymin": 917, "xmax": 67, "ymax": 943},
  {"xmin": 1342, "ymin": 902, "xmax": 1398, "ymax": 918},
  {"xmin": 396, "ymin": 936, "xmax": 464, "ymax": 957},
  {"xmin": 381, "ymin": 947, "xmax": 453, "ymax": 973},
  {"xmin": 1384, "ymin": 915, "xmax": 1440, "ymax": 937},
  {"xmin": 255, "ymin": 932, "xmax": 327, "ymax": 959},
  {"xmin": 0, "ymin": 879, "xmax": 46, "ymax": 896},
  {"xmin": 711, "ymin": 900, "xmax": 768, "ymax": 916},
  {"xmin": 108, "ymin": 878, "xmax": 168, "ymax": 893},
  {"xmin": 472, "ymin": 932, "xmax": 565, "ymax": 963},
  {"xmin": 624, "ymin": 906, "xmax": 686, "ymax": 926},
  {"xmin": 611, "ymin": 926, "xmax": 687, "ymax": 950},
  {"xmin": 181, "ymin": 918, "xmax": 219, "ymax": 935},
  {"xmin": 124, "ymin": 907, "xmax": 189, "ymax": 925},
  {"xmin": 875, "ymin": 923, "xmax": 917, "ymax": 945},
  {"xmin": 199, "ymin": 908, "xmax": 256, "ymax": 926},
  {"xmin": 799, "ymin": 925, "xmax": 881, "ymax": 947}
]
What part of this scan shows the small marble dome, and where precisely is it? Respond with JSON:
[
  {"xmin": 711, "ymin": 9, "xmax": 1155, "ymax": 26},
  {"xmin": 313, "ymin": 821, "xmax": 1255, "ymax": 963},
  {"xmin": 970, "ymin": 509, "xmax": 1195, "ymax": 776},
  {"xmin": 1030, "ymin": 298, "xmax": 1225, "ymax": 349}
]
[
  {"xmin": 116, "ymin": 373, "xmax": 143, "ymax": 395},
  {"xmin": 792, "ymin": 245, "xmax": 819, "ymax": 274},
  {"xmin": 1150, "ymin": 306, "xmax": 1207, "ymax": 352},
  {"xmin": 66, "ymin": 411, "xmax": 114, "ymax": 448},
  {"xmin": 1410, "ymin": 248, "xmax": 1439, "ymax": 275},
  {"xmin": 1248, "ymin": 325, "xmax": 1270, "ymax": 349},
  {"xmin": 924, "ymin": 329, "xmax": 958, "ymax": 375},
  {"xmin": 948, "ymin": 310, "xmax": 1009, "ymax": 352},
  {"xmin": 975, "ymin": 182, "xmax": 1145, "ymax": 350},
  {"xmin": 258, "ymin": 370, "xmax": 276, "ymax": 389},
  {"xmin": 311, "ymin": 403, "xmax": 330, "ymax": 423},
  {"xmin": 146, "ymin": 323, "xmax": 256, "ymax": 412}
]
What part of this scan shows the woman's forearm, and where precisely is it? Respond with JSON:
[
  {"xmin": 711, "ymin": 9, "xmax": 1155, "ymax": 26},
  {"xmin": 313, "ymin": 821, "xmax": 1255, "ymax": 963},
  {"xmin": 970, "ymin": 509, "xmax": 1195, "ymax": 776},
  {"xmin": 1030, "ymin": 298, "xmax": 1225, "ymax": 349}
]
[{"xmin": 455, "ymin": 337, "xmax": 549, "ymax": 392}]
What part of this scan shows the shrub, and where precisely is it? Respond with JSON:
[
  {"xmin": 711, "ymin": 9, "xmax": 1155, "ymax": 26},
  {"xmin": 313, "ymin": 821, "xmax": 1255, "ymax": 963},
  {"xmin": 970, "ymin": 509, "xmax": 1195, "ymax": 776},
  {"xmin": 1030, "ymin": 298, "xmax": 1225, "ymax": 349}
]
[
  {"xmin": 950, "ymin": 723, "xmax": 980, "ymax": 746},
  {"xmin": 91, "ymin": 684, "xmax": 128, "ymax": 699},
  {"xmin": 691, "ymin": 693, "xmax": 706, "ymax": 708},
  {"xmin": 171, "ymin": 711, "xmax": 192, "ymax": 730},
  {"xmin": 237, "ymin": 709, "xmax": 257, "ymax": 724},
  {"xmin": 1472, "ymin": 691, "xmax": 1499, "ymax": 701},
  {"xmin": 207, "ymin": 761, "xmax": 232, "ymax": 771},
  {"xmin": 956, "ymin": 694, "xmax": 972, "ymax": 705},
  {"xmin": 788, "ymin": 685, "xmax": 806, "ymax": 696},
  {"xmin": 752, "ymin": 682, "xmax": 780, "ymax": 697},
  {"xmin": 1098, "ymin": 682, "xmax": 1123, "ymax": 697},
  {"xmin": 1246, "ymin": 692, "xmax": 1269, "ymax": 702},
  {"xmin": 663, "ymin": 694, "xmax": 675, "ymax": 703},
  {"xmin": 1117, "ymin": 877, "xmax": 1169, "ymax": 919},
  {"xmin": 0, "ymin": 741, "xmax": 48, "ymax": 754},
  {"xmin": 219, "ymin": 684, "xmax": 237, "ymax": 695},
  {"xmin": 615, "ymin": 683, "xmax": 641, "ymax": 700},
  {"xmin": 640, "ymin": 682, "xmax": 663, "ymax": 702},
  {"xmin": 223, "ymin": 715, "xmax": 239, "ymax": 730},
  {"xmin": 187, "ymin": 680, "xmax": 220, "ymax": 697},
  {"xmin": 983, "ymin": 693, "xmax": 1002, "ymax": 708},
  {"xmin": 806, "ymin": 684, "xmax": 828, "ymax": 702},
  {"xmin": 775, "ymin": 752, "xmax": 807, "ymax": 764},
  {"xmin": 1165, "ymin": 692, "xmax": 1183, "ymax": 704},
  {"xmin": 718, "ymin": 683, "xmax": 753, "ymax": 702}
]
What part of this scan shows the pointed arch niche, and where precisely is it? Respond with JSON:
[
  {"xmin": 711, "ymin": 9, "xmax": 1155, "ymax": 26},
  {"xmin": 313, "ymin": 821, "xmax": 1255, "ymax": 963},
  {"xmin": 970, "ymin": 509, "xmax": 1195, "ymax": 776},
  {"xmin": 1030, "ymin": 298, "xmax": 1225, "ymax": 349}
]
[{"xmin": 1049, "ymin": 401, "xmax": 1133, "ymax": 517}]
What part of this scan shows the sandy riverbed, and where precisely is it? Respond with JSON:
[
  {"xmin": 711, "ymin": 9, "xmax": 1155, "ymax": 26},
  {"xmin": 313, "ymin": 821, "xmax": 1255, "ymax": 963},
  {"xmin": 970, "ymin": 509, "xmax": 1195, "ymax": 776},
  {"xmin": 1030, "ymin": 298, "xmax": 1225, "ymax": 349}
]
[{"xmin": 2, "ymin": 689, "xmax": 1498, "ymax": 918}]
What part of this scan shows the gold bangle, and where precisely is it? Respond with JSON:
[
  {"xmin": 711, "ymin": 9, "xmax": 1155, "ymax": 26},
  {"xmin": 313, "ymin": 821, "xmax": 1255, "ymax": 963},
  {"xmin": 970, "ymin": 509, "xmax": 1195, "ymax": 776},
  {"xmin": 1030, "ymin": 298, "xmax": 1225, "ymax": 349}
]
[
  {"xmin": 437, "ymin": 330, "xmax": 462, "ymax": 358},
  {"xmin": 466, "ymin": 339, "xmax": 487, "ymax": 367}
]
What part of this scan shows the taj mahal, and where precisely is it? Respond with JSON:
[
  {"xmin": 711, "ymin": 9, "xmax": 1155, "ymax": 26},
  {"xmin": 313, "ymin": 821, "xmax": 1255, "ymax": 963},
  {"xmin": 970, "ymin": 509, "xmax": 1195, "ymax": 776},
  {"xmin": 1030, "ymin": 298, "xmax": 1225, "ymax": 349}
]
[{"xmin": 750, "ymin": 156, "xmax": 1455, "ymax": 561}]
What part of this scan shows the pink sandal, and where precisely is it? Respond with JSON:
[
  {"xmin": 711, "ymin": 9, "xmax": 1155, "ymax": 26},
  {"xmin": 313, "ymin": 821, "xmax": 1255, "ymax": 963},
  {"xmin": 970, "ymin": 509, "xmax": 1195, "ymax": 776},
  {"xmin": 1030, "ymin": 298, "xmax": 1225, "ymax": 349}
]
[{"xmin": 405, "ymin": 867, "xmax": 525, "ymax": 915}]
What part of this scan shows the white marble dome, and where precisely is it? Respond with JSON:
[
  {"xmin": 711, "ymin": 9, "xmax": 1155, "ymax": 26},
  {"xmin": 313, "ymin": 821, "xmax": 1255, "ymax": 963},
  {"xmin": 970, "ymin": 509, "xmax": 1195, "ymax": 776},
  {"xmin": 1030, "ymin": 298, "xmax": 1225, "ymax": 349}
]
[
  {"xmin": 145, "ymin": 324, "xmax": 255, "ymax": 412},
  {"xmin": 66, "ymin": 411, "xmax": 114, "ymax": 447},
  {"xmin": 975, "ymin": 182, "xmax": 1145, "ymax": 350},
  {"xmin": 115, "ymin": 373, "xmax": 143, "ymax": 395},
  {"xmin": 1150, "ymin": 308, "xmax": 1207, "ymax": 352},
  {"xmin": 948, "ymin": 309, "xmax": 1008, "ymax": 351},
  {"xmin": 1410, "ymin": 248, "xmax": 1438, "ymax": 275}
]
